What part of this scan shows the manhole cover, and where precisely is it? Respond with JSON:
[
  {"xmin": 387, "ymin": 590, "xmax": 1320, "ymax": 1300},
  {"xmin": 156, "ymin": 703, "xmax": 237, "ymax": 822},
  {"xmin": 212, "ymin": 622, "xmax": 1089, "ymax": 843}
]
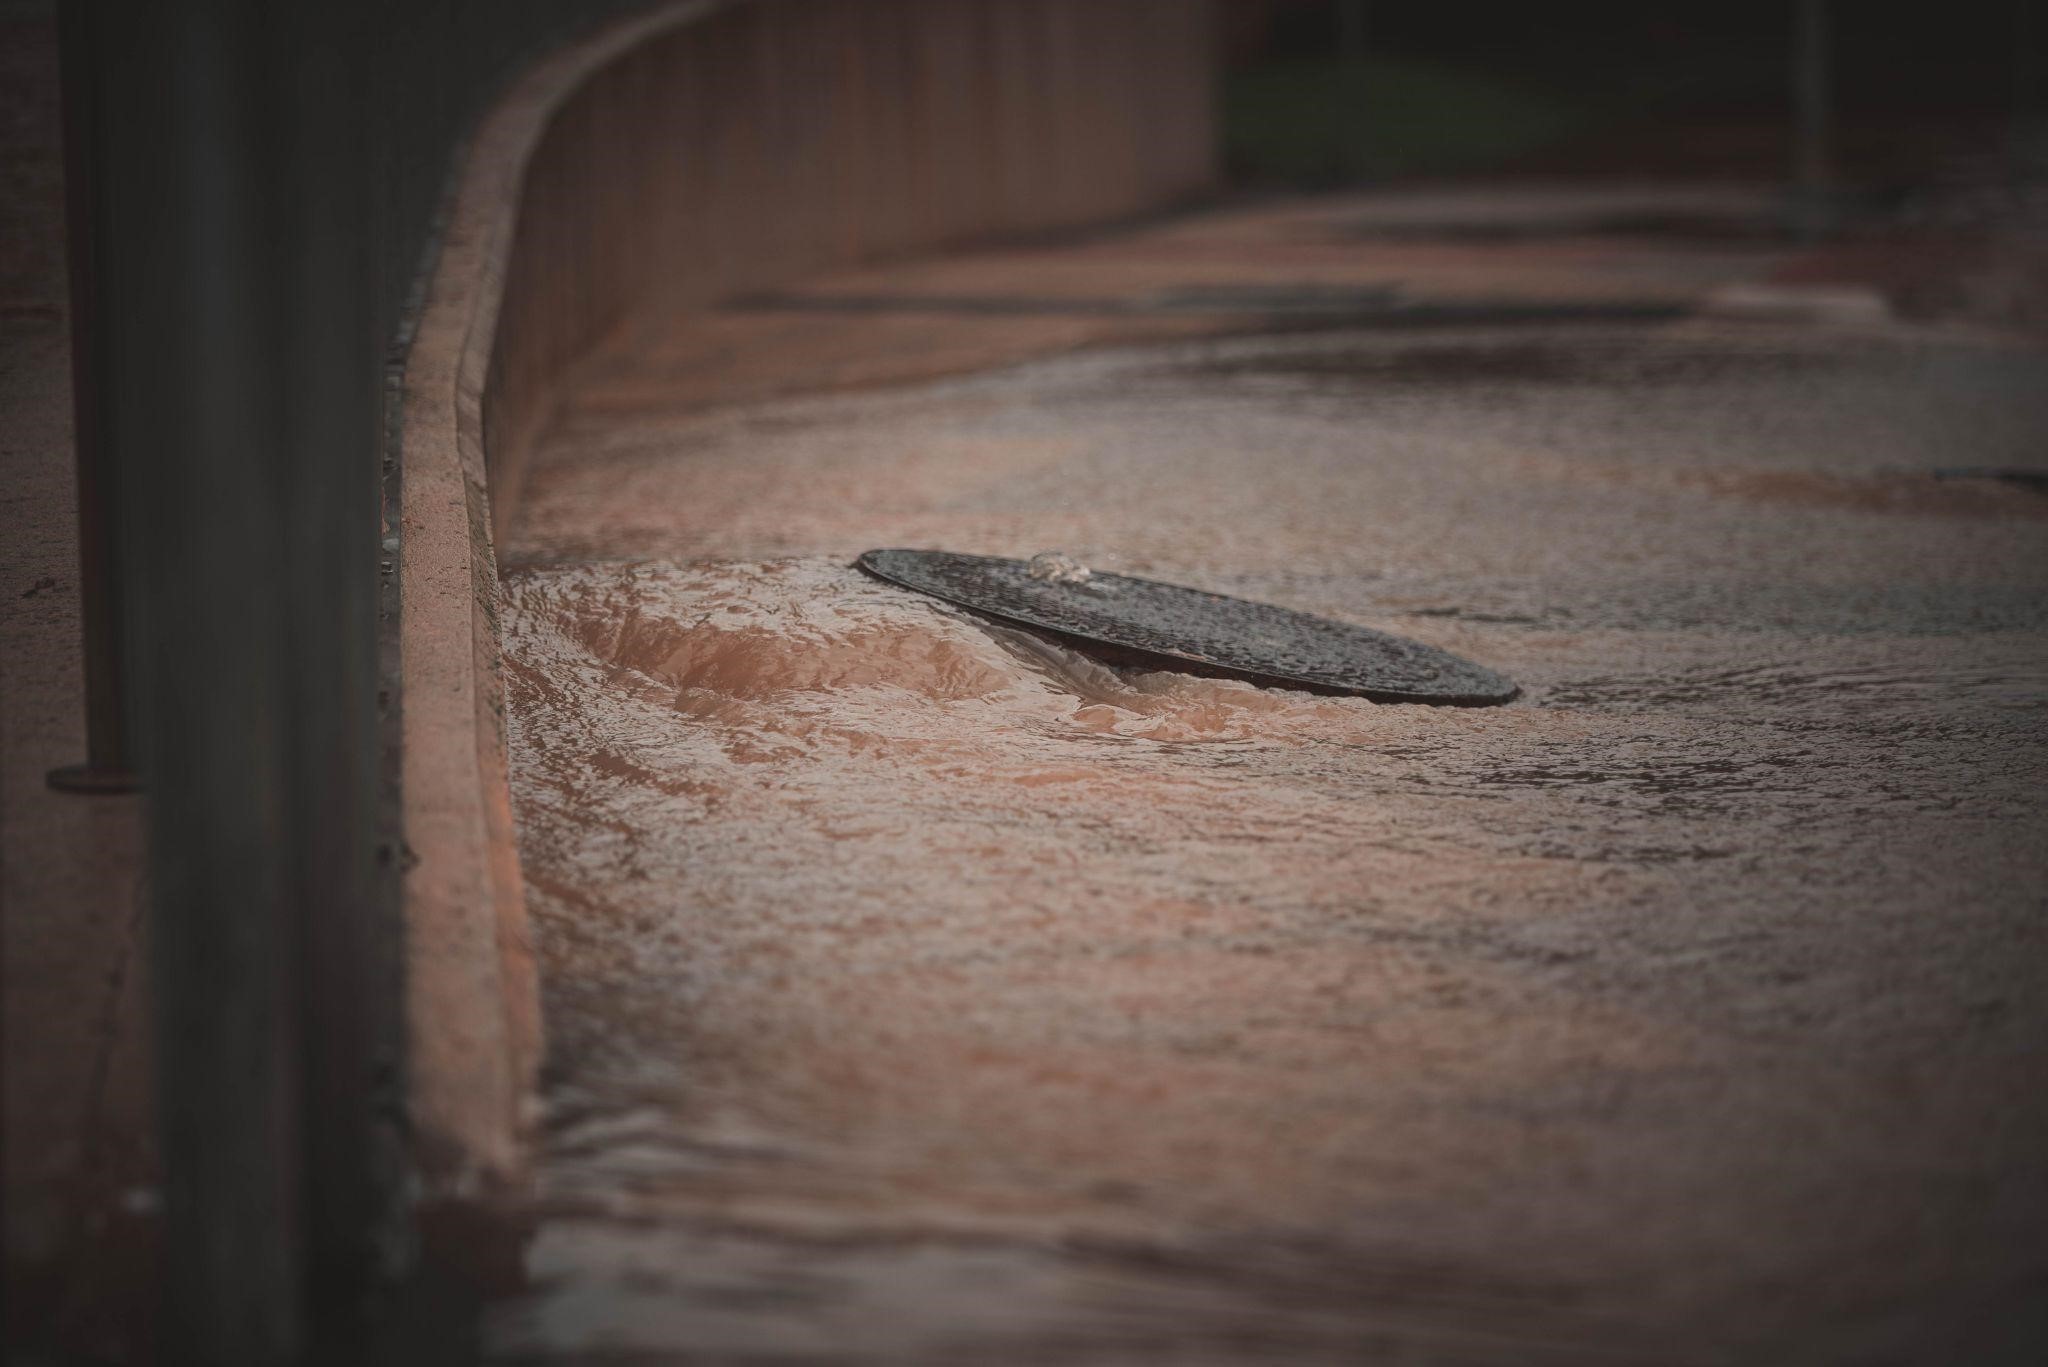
[{"xmin": 855, "ymin": 549, "xmax": 1518, "ymax": 706}]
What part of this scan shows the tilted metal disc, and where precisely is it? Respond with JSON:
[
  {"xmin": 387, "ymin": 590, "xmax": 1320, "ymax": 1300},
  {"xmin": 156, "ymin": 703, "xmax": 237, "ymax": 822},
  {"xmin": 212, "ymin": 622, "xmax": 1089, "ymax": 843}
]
[{"xmin": 855, "ymin": 549, "xmax": 1518, "ymax": 706}]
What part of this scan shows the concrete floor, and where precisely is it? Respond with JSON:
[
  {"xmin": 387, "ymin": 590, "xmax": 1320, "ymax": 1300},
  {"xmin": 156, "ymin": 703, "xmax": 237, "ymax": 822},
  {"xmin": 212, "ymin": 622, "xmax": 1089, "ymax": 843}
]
[{"xmin": 490, "ymin": 190, "xmax": 2048, "ymax": 1362}]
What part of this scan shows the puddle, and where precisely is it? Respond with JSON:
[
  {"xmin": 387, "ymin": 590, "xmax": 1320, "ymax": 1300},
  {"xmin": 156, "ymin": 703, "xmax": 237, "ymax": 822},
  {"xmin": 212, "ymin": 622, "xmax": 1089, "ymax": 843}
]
[
  {"xmin": 499, "ymin": 552, "xmax": 2048, "ymax": 1360},
  {"xmin": 494, "ymin": 313, "xmax": 2048, "ymax": 1360}
]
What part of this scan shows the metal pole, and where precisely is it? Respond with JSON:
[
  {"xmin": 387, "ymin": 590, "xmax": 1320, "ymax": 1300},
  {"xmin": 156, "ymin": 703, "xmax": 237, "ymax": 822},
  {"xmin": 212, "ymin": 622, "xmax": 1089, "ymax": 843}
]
[
  {"xmin": 88, "ymin": 0, "xmax": 387, "ymax": 1357},
  {"xmin": 2016, "ymin": 0, "xmax": 2039, "ymax": 138},
  {"xmin": 1791, "ymin": 0, "xmax": 1835, "ymax": 239},
  {"xmin": 1336, "ymin": 0, "xmax": 1369, "ymax": 181},
  {"xmin": 47, "ymin": 0, "xmax": 138, "ymax": 796},
  {"xmin": 91, "ymin": 0, "xmax": 310, "ymax": 1352},
  {"xmin": 1338, "ymin": 0, "xmax": 1367, "ymax": 64}
]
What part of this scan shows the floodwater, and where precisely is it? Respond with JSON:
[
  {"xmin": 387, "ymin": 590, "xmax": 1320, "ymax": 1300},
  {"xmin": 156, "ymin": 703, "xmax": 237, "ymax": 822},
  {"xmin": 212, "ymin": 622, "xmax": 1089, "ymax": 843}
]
[{"xmin": 496, "ymin": 317, "xmax": 2048, "ymax": 1361}]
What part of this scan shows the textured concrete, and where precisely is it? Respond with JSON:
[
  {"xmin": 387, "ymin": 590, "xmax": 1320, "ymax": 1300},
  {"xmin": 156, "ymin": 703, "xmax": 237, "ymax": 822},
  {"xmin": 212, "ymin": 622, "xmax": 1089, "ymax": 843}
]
[{"xmin": 494, "ymin": 190, "xmax": 2048, "ymax": 1362}]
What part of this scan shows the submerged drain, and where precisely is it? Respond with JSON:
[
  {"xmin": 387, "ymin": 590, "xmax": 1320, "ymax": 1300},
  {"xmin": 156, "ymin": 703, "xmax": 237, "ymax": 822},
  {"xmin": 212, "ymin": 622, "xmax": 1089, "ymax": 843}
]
[{"xmin": 856, "ymin": 549, "xmax": 1518, "ymax": 706}]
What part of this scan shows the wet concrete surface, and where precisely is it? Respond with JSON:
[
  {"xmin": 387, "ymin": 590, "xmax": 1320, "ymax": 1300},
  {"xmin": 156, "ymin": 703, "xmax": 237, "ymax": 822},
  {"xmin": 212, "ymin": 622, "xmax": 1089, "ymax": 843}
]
[{"xmin": 496, "ymin": 194, "xmax": 2048, "ymax": 1363}]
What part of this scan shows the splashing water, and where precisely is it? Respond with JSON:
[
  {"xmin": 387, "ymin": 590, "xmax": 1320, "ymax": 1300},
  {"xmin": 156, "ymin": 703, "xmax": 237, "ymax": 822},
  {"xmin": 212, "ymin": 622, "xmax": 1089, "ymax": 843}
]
[{"xmin": 493, "ymin": 319, "xmax": 2048, "ymax": 1359}]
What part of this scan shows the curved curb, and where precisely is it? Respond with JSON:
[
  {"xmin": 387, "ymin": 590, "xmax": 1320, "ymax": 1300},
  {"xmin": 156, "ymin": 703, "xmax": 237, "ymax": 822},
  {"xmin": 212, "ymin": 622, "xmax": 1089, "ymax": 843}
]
[
  {"xmin": 397, "ymin": 0, "xmax": 726, "ymax": 1193},
  {"xmin": 396, "ymin": 0, "xmax": 1216, "ymax": 1192}
]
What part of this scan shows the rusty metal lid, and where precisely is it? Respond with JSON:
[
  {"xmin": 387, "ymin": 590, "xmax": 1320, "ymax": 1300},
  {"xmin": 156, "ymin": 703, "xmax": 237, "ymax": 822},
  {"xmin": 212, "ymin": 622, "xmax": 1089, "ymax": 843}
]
[{"xmin": 855, "ymin": 549, "xmax": 1518, "ymax": 706}]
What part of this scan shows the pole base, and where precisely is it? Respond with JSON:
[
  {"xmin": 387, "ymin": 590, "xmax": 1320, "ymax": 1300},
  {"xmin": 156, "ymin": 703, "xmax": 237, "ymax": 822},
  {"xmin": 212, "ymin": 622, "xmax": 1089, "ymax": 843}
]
[{"xmin": 46, "ymin": 763, "xmax": 141, "ymax": 795}]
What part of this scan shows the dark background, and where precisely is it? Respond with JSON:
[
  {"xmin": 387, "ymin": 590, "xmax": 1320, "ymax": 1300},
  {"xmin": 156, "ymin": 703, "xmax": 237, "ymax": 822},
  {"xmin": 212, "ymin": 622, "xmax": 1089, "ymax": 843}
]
[{"xmin": 1223, "ymin": 0, "xmax": 2043, "ymax": 184}]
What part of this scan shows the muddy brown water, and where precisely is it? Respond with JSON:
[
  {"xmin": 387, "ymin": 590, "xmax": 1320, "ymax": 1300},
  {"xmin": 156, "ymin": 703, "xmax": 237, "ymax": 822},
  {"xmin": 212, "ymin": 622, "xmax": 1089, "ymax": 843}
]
[{"xmin": 495, "ymin": 321, "xmax": 2048, "ymax": 1362}]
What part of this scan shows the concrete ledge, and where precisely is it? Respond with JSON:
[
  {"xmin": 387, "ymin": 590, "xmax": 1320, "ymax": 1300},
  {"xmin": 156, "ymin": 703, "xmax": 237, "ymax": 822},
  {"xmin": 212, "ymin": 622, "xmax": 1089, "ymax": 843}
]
[{"xmin": 399, "ymin": 2, "xmax": 725, "ymax": 1192}]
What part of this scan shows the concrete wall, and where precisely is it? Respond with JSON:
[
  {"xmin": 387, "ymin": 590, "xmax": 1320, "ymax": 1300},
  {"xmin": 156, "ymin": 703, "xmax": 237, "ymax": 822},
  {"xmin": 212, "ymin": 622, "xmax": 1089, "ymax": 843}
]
[{"xmin": 483, "ymin": 0, "xmax": 1218, "ymax": 538}]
